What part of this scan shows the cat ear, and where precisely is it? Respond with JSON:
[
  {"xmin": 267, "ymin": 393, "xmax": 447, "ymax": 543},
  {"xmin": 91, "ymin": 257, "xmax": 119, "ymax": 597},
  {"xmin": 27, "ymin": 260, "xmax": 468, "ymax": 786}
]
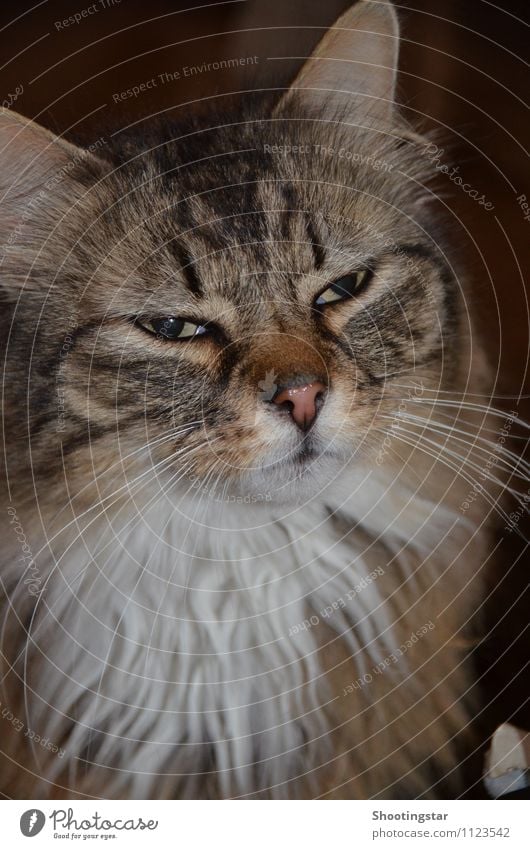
[
  {"xmin": 0, "ymin": 108, "xmax": 95, "ymax": 195},
  {"xmin": 0, "ymin": 109, "xmax": 102, "ymax": 245},
  {"xmin": 275, "ymin": 0, "xmax": 400, "ymax": 125},
  {"xmin": 0, "ymin": 109, "xmax": 104, "ymax": 294}
]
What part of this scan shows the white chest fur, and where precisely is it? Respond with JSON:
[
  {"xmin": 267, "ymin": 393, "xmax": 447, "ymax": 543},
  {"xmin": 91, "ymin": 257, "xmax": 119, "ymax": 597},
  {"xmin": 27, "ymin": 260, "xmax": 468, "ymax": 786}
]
[{"xmin": 5, "ymin": 460, "xmax": 485, "ymax": 798}]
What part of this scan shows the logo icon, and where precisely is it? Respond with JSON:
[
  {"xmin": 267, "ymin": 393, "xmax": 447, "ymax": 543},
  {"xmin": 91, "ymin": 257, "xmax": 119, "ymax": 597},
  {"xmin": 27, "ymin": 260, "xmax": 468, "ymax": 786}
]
[
  {"xmin": 20, "ymin": 809, "xmax": 45, "ymax": 837},
  {"xmin": 257, "ymin": 370, "xmax": 278, "ymax": 403}
]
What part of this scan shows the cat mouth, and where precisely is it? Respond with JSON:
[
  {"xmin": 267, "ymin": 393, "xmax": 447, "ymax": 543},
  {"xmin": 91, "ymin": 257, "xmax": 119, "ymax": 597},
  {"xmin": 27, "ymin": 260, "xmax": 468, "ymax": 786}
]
[
  {"xmin": 294, "ymin": 442, "xmax": 321, "ymax": 463},
  {"xmin": 263, "ymin": 439, "xmax": 333, "ymax": 472}
]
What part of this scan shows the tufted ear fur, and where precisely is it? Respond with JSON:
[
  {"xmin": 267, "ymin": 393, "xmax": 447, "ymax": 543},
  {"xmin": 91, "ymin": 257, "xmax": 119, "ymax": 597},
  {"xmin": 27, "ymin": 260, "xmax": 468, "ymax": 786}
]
[
  {"xmin": 0, "ymin": 109, "xmax": 102, "ymax": 291},
  {"xmin": 275, "ymin": 0, "xmax": 400, "ymax": 125}
]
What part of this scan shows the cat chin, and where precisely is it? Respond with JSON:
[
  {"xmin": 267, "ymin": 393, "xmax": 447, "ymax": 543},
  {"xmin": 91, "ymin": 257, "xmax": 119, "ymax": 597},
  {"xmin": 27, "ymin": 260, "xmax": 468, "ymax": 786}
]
[
  {"xmin": 224, "ymin": 452, "xmax": 352, "ymax": 507},
  {"xmin": 165, "ymin": 450, "xmax": 350, "ymax": 512}
]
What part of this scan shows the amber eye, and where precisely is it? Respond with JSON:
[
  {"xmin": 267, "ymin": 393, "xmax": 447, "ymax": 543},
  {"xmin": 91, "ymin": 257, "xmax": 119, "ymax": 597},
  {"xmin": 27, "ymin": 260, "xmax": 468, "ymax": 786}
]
[
  {"xmin": 315, "ymin": 269, "xmax": 371, "ymax": 306},
  {"xmin": 136, "ymin": 316, "xmax": 207, "ymax": 340}
]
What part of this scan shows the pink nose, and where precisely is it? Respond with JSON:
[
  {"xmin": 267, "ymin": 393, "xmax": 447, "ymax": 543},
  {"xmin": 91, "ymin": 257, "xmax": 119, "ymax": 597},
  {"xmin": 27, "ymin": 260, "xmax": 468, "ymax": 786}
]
[{"xmin": 273, "ymin": 380, "xmax": 327, "ymax": 431}]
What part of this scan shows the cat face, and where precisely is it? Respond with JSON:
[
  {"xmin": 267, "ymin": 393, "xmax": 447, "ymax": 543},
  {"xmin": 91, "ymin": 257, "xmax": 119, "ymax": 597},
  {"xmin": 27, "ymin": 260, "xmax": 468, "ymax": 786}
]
[{"xmin": 0, "ymin": 1, "xmax": 459, "ymax": 506}]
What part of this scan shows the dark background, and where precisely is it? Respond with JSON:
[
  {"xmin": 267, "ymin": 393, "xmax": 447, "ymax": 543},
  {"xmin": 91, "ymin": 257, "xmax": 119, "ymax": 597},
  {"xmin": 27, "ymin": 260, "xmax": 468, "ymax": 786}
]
[{"xmin": 1, "ymin": 0, "xmax": 529, "ymax": 749}]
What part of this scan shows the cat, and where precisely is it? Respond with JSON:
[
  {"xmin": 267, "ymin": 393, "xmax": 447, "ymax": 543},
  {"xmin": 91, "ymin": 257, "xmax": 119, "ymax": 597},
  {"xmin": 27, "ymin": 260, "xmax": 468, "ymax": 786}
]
[{"xmin": 0, "ymin": 0, "xmax": 520, "ymax": 799}]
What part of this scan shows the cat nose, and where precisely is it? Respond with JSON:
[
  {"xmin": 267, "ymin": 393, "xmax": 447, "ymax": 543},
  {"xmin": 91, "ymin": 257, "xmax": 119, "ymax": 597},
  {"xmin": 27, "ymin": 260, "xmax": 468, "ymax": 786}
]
[{"xmin": 272, "ymin": 380, "xmax": 327, "ymax": 431}]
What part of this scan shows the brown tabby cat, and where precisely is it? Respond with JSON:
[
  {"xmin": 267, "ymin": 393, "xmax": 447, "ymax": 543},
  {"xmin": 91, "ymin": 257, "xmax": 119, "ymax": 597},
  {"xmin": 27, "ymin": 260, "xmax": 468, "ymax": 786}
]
[{"xmin": 0, "ymin": 0, "xmax": 516, "ymax": 799}]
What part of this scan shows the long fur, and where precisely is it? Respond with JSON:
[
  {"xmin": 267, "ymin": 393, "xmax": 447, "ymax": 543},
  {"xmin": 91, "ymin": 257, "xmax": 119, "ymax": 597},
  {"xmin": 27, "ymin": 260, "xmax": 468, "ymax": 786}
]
[{"xmin": 1, "ymin": 0, "xmax": 525, "ymax": 799}]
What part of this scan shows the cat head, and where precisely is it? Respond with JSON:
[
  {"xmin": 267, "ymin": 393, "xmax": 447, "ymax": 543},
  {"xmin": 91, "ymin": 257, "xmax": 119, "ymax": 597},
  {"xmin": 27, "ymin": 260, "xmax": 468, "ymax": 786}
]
[{"xmin": 0, "ymin": 0, "xmax": 462, "ymax": 509}]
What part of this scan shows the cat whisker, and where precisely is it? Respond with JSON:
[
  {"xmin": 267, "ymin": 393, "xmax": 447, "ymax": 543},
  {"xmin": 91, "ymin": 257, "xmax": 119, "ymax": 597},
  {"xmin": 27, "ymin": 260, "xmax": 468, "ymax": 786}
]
[
  {"xmin": 385, "ymin": 421, "xmax": 527, "ymax": 500},
  {"xmin": 29, "ymin": 427, "xmax": 211, "ymax": 563},
  {"xmin": 406, "ymin": 397, "xmax": 530, "ymax": 430},
  {"xmin": 391, "ymin": 382, "xmax": 530, "ymax": 401},
  {"xmin": 377, "ymin": 394, "xmax": 530, "ymax": 444},
  {"xmin": 60, "ymin": 422, "xmax": 205, "ymax": 515},
  {"xmin": 84, "ymin": 457, "xmax": 219, "ymax": 761},
  {"xmin": 142, "ymin": 469, "xmax": 217, "ymax": 673},
  {"xmin": 381, "ymin": 413, "xmax": 530, "ymax": 479},
  {"xmin": 382, "ymin": 427, "xmax": 528, "ymax": 541},
  {"xmin": 49, "ymin": 451, "xmax": 213, "ymax": 695},
  {"xmin": 6, "ymin": 440, "xmax": 220, "ymax": 701},
  {"xmin": 18, "ymin": 443, "xmax": 221, "ymax": 768}
]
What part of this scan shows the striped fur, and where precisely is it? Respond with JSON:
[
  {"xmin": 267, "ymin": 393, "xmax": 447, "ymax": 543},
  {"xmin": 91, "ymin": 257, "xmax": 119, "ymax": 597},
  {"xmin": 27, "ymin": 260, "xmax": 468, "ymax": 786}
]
[{"xmin": 0, "ymin": 1, "xmax": 503, "ymax": 798}]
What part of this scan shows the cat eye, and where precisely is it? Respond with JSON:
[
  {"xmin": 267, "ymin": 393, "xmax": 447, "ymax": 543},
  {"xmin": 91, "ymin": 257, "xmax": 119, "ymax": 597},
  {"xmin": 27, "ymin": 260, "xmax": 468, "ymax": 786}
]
[
  {"xmin": 136, "ymin": 316, "xmax": 207, "ymax": 341},
  {"xmin": 315, "ymin": 269, "xmax": 371, "ymax": 306}
]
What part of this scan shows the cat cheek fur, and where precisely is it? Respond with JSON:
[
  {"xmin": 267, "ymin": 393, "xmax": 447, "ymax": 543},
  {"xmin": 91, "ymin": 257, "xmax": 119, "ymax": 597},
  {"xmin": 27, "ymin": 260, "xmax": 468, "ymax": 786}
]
[{"xmin": 0, "ymin": 0, "xmax": 510, "ymax": 799}]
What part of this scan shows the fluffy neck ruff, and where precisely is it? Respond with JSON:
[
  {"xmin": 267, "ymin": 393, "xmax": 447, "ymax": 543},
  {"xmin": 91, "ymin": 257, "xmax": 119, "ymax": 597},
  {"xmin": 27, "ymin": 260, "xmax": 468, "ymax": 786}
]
[{"xmin": 2, "ymin": 455, "xmax": 486, "ymax": 799}]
